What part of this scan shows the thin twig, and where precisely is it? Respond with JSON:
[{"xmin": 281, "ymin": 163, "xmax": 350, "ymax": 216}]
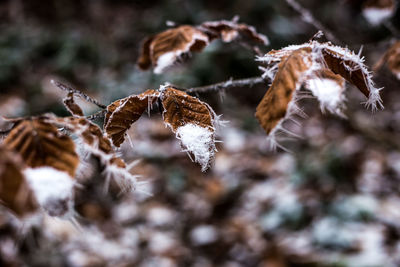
[
  {"xmin": 181, "ymin": 76, "xmax": 266, "ymax": 94},
  {"xmin": 285, "ymin": 0, "xmax": 341, "ymax": 44},
  {"xmin": 51, "ymin": 80, "xmax": 107, "ymax": 109},
  {"xmin": 86, "ymin": 110, "xmax": 107, "ymax": 121}
]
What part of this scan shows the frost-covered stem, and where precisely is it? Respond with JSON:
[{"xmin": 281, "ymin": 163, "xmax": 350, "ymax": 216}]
[
  {"xmin": 285, "ymin": 0, "xmax": 340, "ymax": 44},
  {"xmin": 184, "ymin": 76, "xmax": 266, "ymax": 94},
  {"xmin": 51, "ymin": 80, "xmax": 107, "ymax": 109},
  {"xmin": 86, "ymin": 110, "xmax": 107, "ymax": 121}
]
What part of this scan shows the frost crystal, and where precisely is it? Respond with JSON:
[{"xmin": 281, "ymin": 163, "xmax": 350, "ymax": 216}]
[
  {"xmin": 305, "ymin": 77, "xmax": 346, "ymax": 116},
  {"xmin": 24, "ymin": 167, "xmax": 75, "ymax": 218},
  {"xmin": 176, "ymin": 123, "xmax": 216, "ymax": 172}
]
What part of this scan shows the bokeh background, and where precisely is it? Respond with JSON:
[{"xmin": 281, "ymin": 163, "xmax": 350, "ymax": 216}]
[{"xmin": 1, "ymin": 0, "xmax": 400, "ymax": 266}]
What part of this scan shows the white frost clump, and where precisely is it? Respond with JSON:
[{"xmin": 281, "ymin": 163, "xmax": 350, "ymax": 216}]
[
  {"xmin": 305, "ymin": 77, "xmax": 346, "ymax": 116},
  {"xmin": 363, "ymin": 7, "xmax": 394, "ymax": 26},
  {"xmin": 24, "ymin": 167, "xmax": 75, "ymax": 218},
  {"xmin": 176, "ymin": 123, "xmax": 216, "ymax": 172}
]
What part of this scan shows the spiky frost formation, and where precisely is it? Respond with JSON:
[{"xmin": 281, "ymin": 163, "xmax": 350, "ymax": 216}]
[
  {"xmin": 256, "ymin": 39, "xmax": 383, "ymax": 150},
  {"xmin": 257, "ymin": 41, "xmax": 383, "ymax": 111},
  {"xmin": 176, "ymin": 123, "xmax": 216, "ymax": 172}
]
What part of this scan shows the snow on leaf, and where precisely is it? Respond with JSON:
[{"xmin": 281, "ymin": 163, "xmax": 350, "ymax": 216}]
[
  {"xmin": 160, "ymin": 86, "xmax": 217, "ymax": 171},
  {"xmin": 258, "ymin": 40, "xmax": 383, "ymax": 111},
  {"xmin": 305, "ymin": 68, "xmax": 346, "ymax": 116},
  {"xmin": 24, "ymin": 167, "xmax": 75, "ymax": 218},
  {"xmin": 0, "ymin": 145, "xmax": 38, "ymax": 217},
  {"xmin": 104, "ymin": 89, "xmax": 160, "ymax": 147},
  {"xmin": 137, "ymin": 19, "xmax": 269, "ymax": 73},
  {"xmin": 3, "ymin": 117, "xmax": 79, "ymax": 177},
  {"xmin": 137, "ymin": 25, "xmax": 209, "ymax": 73},
  {"xmin": 362, "ymin": 0, "xmax": 396, "ymax": 25}
]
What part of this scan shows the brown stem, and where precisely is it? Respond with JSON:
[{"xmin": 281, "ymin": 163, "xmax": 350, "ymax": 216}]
[
  {"xmin": 51, "ymin": 80, "xmax": 107, "ymax": 109},
  {"xmin": 180, "ymin": 76, "xmax": 266, "ymax": 94}
]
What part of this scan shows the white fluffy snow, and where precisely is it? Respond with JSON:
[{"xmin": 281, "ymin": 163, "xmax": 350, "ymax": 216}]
[
  {"xmin": 363, "ymin": 8, "xmax": 394, "ymax": 25},
  {"xmin": 305, "ymin": 77, "xmax": 346, "ymax": 115},
  {"xmin": 176, "ymin": 123, "xmax": 216, "ymax": 172},
  {"xmin": 24, "ymin": 167, "xmax": 75, "ymax": 218}
]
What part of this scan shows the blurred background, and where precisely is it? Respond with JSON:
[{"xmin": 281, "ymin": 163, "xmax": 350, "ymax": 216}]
[{"xmin": 1, "ymin": 0, "xmax": 400, "ymax": 266}]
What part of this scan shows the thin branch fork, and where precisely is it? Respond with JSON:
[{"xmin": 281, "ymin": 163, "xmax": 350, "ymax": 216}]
[
  {"xmin": 51, "ymin": 80, "xmax": 107, "ymax": 109},
  {"xmin": 183, "ymin": 76, "xmax": 266, "ymax": 94}
]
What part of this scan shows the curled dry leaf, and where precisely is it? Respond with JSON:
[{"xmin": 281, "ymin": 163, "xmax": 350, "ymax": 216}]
[
  {"xmin": 200, "ymin": 20, "xmax": 269, "ymax": 45},
  {"xmin": 256, "ymin": 39, "xmax": 383, "ymax": 147},
  {"xmin": 255, "ymin": 48, "xmax": 312, "ymax": 135},
  {"xmin": 3, "ymin": 117, "xmax": 79, "ymax": 177},
  {"xmin": 137, "ymin": 19, "xmax": 268, "ymax": 73},
  {"xmin": 63, "ymin": 92, "xmax": 84, "ymax": 117},
  {"xmin": 362, "ymin": 0, "xmax": 396, "ymax": 25},
  {"xmin": 160, "ymin": 86, "xmax": 217, "ymax": 171},
  {"xmin": 258, "ymin": 40, "xmax": 382, "ymax": 111},
  {"xmin": 138, "ymin": 25, "xmax": 209, "ymax": 74},
  {"xmin": 374, "ymin": 41, "xmax": 400, "ymax": 80},
  {"xmin": 0, "ymin": 145, "xmax": 38, "ymax": 217},
  {"xmin": 104, "ymin": 89, "xmax": 160, "ymax": 147}
]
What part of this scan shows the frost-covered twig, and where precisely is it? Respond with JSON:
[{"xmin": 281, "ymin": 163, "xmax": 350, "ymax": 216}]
[
  {"xmin": 285, "ymin": 0, "xmax": 340, "ymax": 44},
  {"xmin": 86, "ymin": 110, "xmax": 107, "ymax": 121},
  {"xmin": 183, "ymin": 76, "xmax": 266, "ymax": 94},
  {"xmin": 51, "ymin": 80, "xmax": 107, "ymax": 109}
]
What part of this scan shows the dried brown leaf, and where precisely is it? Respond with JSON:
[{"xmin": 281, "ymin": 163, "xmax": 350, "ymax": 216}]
[
  {"xmin": 200, "ymin": 20, "xmax": 269, "ymax": 45},
  {"xmin": 3, "ymin": 117, "xmax": 79, "ymax": 177},
  {"xmin": 160, "ymin": 87, "xmax": 217, "ymax": 171},
  {"xmin": 63, "ymin": 92, "xmax": 84, "ymax": 117},
  {"xmin": 104, "ymin": 90, "xmax": 160, "ymax": 147},
  {"xmin": 0, "ymin": 145, "xmax": 38, "ymax": 217},
  {"xmin": 137, "ymin": 25, "xmax": 209, "ymax": 73},
  {"xmin": 322, "ymin": 48, "xmax": 370, "ymax": 98},
  {"xmin": 160, "ymin": 87, "xmax": 214, "ymax": 131},
  {"xmin": 256, "ymin": 48, "xmax": 312, "ymax": 134}
]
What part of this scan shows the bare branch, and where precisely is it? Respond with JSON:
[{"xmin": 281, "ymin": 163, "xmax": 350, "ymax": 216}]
[
  {"xmin": 51, "ymin": 80, "xmax": 107, "ymax": 109},
  {"xmin": 181, "ymin": 76, "xmax": 266, "ymax": 94},
  {"xmin": 86, "ymin": 110, "xmax": 107, "ymax": 121},
  {"xmin": 285, "ymin": 0, "xmax": 341, "ymax": 44}
]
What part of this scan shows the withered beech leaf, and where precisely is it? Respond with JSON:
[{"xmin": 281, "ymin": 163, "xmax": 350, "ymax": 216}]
[
  {"xmin": 374, "ymin": 41, "xmax": 400, "ymax": 80},
  {"xmin": 258, "ymin": 40, "xmax": 383, "ymax": 111},
  {"xmin": 322, "ymin": 48, "xmax": 371, "ymax": 98},
  {"xmin": 104, "ymin": 89, "xmax": 160, "ymax": 147},
  {"xmin": 3, "ymin": 117, "xmax": 79, "ymax": 177},
  {"xmin": 200, "ymin": 20, "xmax": 269, "ymax": 45},
  {"xmin": 160, "ymin": 87, "xmax": 217, "ymax": 171},
  {"xmin": 137, "ymin": 25, "xmax": 209, "ymax": 73},
  {"xmin": 63, "ymin": 92, "xmax": 84, "ymax": 117},
  {"xmin": 0, "ymin": 145, "xmax": 38, "ymax": 217},
  {"xmin": 256, "ymin": 48, "xmax": 312, "ymax": 135},
  {"xmin": 160, "ymin": 87, "xmax": 214, "ymax": 131}
]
